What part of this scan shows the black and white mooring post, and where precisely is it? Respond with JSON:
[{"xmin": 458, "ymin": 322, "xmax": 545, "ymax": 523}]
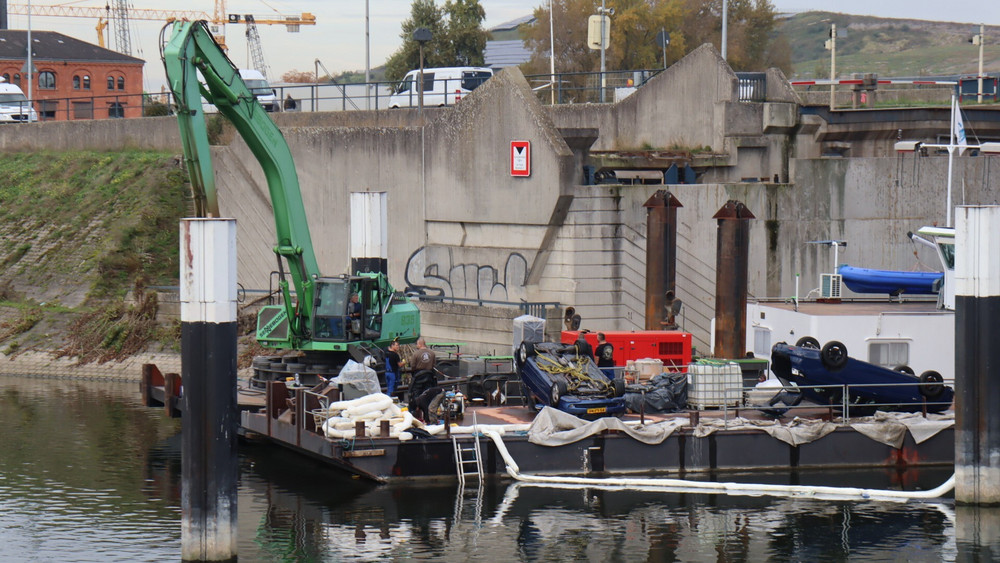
[
  {"xmin": 180, "ymin": 219, "xmax": 238, "ymax": 560},
  {"xmin": 955, "ymin": 206, "xmax": 1000, "ymax": 505}
]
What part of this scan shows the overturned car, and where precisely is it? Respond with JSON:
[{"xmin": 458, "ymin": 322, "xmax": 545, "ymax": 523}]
[
  {"xmin": 516, "ymin": 341, "xmax": 627, "ymax": 418},
  {"xmin": 770, "ymin": 338, "xmax": 954, "ymax": 414}
]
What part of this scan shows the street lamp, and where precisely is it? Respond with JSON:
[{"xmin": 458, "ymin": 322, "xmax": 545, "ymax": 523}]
[
  {"xmin": 413, "ymin": 27, "xmax": 432, "ymax": 116},
  {"xmin": 597, "ymin": 3, "xmax": 613, "ymax": 103},
  {"xmin": 971, "ymin": 24, "xmax": 985, "ymax": 103},
  {"xmin": 656, "ymin": 29, "xmax": 671, "ymax": 70}
]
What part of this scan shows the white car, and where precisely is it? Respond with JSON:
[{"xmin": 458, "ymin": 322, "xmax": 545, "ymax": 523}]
[
  {"xmin": 0, "ymin": 78, "xmax": 37, "ymax": 122},
  {"xmin": 389, "ymin": 67, "xmax": 493, "ymax": 108}
]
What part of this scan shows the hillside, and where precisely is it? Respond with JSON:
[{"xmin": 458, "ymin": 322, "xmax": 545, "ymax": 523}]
[
  {"xmin": 782, "ymin": 12, "xmax": 1000, "ymax": 79},
  {"xmin": 0, "ymin": 151, "xmax": 188, "ymax": 361}
]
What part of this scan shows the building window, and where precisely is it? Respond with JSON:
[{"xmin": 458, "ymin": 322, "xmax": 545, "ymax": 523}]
[
  {"xmin": 83, "ymin": 75, "xmax": 90, "ymax": 90},
  {"xmin": 117, "ymin": 76, "xmax": 125, "ymax": 90},
  {"xmin": 868, "ymin": 341, "xmax": 909, "ymax": 369},
  {"xmin": 107, "ymin": 76, "xmax": 115, "ymax": 90},
  {"xmin": 38, "ymin": 71, "xmax": 55, "ymax": 90},
  {"xmin": 73, "ymin": 75, "xmax": 81, "ymax": 89},
  {"xmin": 38, "ymin": 100, "xmax": 57, "ymax": 120},
  {"xmin": 72, "ymin": 101, "xmax": 94, "ymax": 119},
  {"xmin": 108, "ymin": 102, "xmax": 124, "ymax": 118},
  {"xmin": 13, "ymin": 73, "xmax": 20, "ymax": 85},
  {"xmin": 2, "ymin": 73, "xmax": 8, "ymax": 84}
]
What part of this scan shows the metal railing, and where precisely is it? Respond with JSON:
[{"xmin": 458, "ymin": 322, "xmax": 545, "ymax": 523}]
[{"xmin": 411, "ymin": 293, "xmax": 560, "ymax": 317}]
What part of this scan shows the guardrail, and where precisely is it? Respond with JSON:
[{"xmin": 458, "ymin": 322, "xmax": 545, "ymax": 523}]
[{"xmin": 411, "ymin": 294, "xmax": 560, "ymax": 317}]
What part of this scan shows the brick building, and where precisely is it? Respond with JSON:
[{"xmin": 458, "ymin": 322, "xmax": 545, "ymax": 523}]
[{"xmin": 0, "ymin": 30, "xmax": 144, "ymax": 121}]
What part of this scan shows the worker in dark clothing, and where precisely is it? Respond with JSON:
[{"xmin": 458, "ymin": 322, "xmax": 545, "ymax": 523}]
[
  {"xmin": 407, "ymin": 337, "xmax": 438, "ymax": 419},
  {"xmin": 595, "ymin": 332, "xmax": 615, "ymax": 378},
  {"xmin": 384, "ymin": 339, "xmax": 401, "ymax": 396},
  {"xmin": 283, "ymin": 94, "xmax": 297, "ymax": 111},
  {"xmin": 574, "ymin": 330, "xmax": 595, "ymax": 363}
]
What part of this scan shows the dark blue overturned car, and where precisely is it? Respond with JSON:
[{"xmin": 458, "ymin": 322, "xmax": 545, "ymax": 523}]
[
  {"xmin": 516, "ymin": 341, "xmax": 627, "ymax": 418},
  {"xmin": 770, "ymin": 338, "xmax": 954, "ymax": 414}
]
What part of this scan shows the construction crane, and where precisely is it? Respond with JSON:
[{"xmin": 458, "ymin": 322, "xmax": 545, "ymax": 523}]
[
  {"xmin": 109, "ymin": 0, "xmax": 131, "ymax": 55},
  {"xmin": 244, "ymin": 15, "xmax": 269, "ymax": 80},
  {"xmin": 7, "ymin": 2, "xmax": 316, "ymax": 53}
]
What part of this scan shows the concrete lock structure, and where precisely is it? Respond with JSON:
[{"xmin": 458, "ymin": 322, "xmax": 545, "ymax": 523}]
[{"xmin": 3, "ymin": 43, "xmax": 1000, "ymax": 355}]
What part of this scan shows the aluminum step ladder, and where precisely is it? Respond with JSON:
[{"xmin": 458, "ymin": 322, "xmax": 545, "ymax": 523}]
[{"xmin": 452, "ymin": 414, "xmax": 484, "ymax": 485}]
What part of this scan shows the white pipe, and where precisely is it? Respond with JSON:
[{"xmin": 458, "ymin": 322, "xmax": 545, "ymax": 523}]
[{"xmin": 482, "ymin": 430, "xmax": 954, "ymax": 503}]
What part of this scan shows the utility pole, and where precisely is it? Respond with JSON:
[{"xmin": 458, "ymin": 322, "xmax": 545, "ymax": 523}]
[
  {"xmin": 828, "ymin": 23, "xmax": 837, "ymax": 110},
  {"xmin": 365, "ymin": 0, "xmax": 371, "ymax": 110},
  {"xmin": 977, "ymin": 24, "xmax": 984, "ymax": 103},
  {"xmin": 600, "ymin": 0, "xmax": 606, "ymax": 103},
  {"xmin": 721, "ymin": 0, "xmax": 727, "ymax": 60},
  {"xmin": 549, "ymin": 0, "xmax": 555, "ymax": 105}
]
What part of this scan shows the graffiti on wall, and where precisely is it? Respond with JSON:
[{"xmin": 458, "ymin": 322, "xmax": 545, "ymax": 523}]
[{"xmin": 404, "ymin": 246, "xmax": 528, "ymax": 302}]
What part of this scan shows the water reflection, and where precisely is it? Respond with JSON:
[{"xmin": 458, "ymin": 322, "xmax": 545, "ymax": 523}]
[{"xmin": 1, "ymin": 376, "xmax": 999, "ymax": 562}]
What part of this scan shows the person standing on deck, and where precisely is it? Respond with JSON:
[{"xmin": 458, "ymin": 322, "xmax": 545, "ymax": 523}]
[
  {"xmin": 384, "ymin": 339, "xmax": 402, "ymax": 396},
  {"xmin": 595, "ymin": 332, "xmax": 615, "ymax": 378},
  {"xmin": 408, "ymin": 337, "xmax": 438, "ymax": 418}
]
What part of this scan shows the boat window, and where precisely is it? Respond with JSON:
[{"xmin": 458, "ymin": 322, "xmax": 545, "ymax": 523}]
[
  {"xmin": 868, "ymin": 341, "xmax": 908, "ymax": 369},
  {"xmin": 753, "ymin": 327, "xmax": 771, "ymax": 358},
  {"xmin": 938, "ymin": 242, "xmax": 954, "ymax": 269},
  {"xmin": 312, "ymin": 280, "xmax": 350, "ymax": 341}
]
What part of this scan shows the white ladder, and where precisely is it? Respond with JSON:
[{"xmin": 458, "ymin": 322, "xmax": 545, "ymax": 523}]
[{"xmin": 452, "ymin": 415, "xmax": 484, "ymax": 485}]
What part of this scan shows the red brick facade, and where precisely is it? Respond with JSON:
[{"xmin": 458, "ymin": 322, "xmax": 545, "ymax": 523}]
[{"xmin": 0, "ymin": 60, "xmax": 144, "ymax": 121}]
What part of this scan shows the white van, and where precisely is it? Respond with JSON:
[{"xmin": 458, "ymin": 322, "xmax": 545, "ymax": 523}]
[
  {"xmin": 388, "ymin": 66, "xmax": 493, "ymax": 108},
  {"xmin": 0, "ymin": 78, "xmax": 36, "ymax": 122},
  {"xmin": 239, "ymin": 69, "xmax": 279, "ymax": 112}
]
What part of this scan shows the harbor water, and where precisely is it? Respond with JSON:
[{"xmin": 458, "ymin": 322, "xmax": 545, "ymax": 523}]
[{"xmin": 1, "ymin": 376, "xmax": 998, "ymax": 562}]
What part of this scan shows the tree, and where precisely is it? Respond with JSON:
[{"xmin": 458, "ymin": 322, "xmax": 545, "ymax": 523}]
[
  {"xmin": 384, "ymin": 0, "xmax": 488, "ymax": 83},
  {"xmin": 281, "ymin": 70, "xmax": 316, "ymax": 83},
  {"xmin": 520, "ymin": 0, "xmax": 789, "ymax": 78}
]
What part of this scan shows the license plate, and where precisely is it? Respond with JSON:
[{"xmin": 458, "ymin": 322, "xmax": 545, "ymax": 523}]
[{"xmin": 586, "ymin": 407, "xmax": 607, "ymax": 414}]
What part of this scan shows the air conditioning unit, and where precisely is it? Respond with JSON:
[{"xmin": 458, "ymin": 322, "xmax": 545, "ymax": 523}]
[{"xmin": 821, "ymin": 273, "xmax": 842, "ymax": 298}]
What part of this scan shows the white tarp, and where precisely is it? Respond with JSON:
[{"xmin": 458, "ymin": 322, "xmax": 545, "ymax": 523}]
[
  {"xmin": 849, "ymin": 411, "xmax": 955, "ymax": 448},
  {"xmin": 527, "ymin": 407, "xmax": 687, "ymax": 446},
  {"xmin": 693, "ymin": 416, "xmax": 838, "ymax": 446},
  {"xmin": 331, "ymin": 359, "xmax": 381, "ymax": 396}
]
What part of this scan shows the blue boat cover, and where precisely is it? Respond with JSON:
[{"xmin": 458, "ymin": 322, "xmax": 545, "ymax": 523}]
[{"xmin": 837, "ymin": 265, "xmax": 942, "ymax": 295}]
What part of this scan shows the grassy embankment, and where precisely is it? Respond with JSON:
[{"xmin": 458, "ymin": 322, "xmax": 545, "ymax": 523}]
[{"xmin": 0, "ymin": 150, "xmax": 189, "ymax": 363}]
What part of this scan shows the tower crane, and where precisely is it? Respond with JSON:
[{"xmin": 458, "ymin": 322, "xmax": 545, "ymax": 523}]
[{"xmin": 7, "ymin": 2, "xmax": 316, "ymax": 54}]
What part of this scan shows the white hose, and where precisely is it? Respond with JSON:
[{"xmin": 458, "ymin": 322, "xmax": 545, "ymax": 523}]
[{"xmin": 481, "ymin": 430, "xmax": 954, "ymax": 503}]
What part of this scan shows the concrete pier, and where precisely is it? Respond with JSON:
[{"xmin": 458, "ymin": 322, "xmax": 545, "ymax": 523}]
[
  {"xmin": 955, "ymin": 206, "xmax": 1000, "ymax": 505},
  {"xmin": 180, "ymin": 219, "xmax": 239, "ymax": 560}
]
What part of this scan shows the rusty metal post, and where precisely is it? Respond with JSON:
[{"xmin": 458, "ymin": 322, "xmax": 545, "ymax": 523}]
[
  {"xmin": 380, "ymin": 420, "xmax": 390, "ymax": 438},
  {"xmin": 713, "ymin": 200, "xmax": 754, "ymax": 360},
  {"xmin": 643, "ymin": 190, "xmax": 683, "ymax": 330},
  {"xmin": 955, "ymin": 206, "xmax": 1000, "ymax": 504},
  {"xmin": 355, "ymin": 420, "xmax": 366, "ymax": 438}
]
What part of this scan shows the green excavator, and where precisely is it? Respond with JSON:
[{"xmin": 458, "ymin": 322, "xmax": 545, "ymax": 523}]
[{"xmin": 161, "ymin": 20, "xmax": 420, "ymax": 386}]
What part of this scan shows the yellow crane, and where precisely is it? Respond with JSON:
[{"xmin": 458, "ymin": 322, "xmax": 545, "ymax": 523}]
[{"xmin": 7, "ymin": 1, "xmax": 316, "ymax": 52}]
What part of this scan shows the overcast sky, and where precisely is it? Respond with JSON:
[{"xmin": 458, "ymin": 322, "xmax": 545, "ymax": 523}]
[{"xmin": 4, "ymin": 0, "xmax": 998, "ymax": 92}]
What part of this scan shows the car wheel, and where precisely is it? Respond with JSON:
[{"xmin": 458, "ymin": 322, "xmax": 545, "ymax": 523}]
[
  {"xmin": 517, "ymin": 341, "xmax": 536, "ymax": 366},
  {"xmin": 918, "ymin": 370, "xmax": 944, "ymax": 398},
  {"xmin": 795, "ymin": 336, "xmax": 820, "ymax": 349},
  {"xmin": 893, "ymin": 365, "xmax": 915, "ymax": 376},
  {"xmin": 613, "ymin": 378, "xmax": 626, "ymax": 397},
  {"xmin": 820, "ymin": 341, "xmax": 848, "ymax": 371},
  {"xmin": 550, "ymin": 380, "xmax": 567, "ymax": 406}
]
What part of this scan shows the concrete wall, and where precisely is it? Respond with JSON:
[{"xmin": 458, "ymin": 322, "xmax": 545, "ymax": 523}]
[{"xmin": 0, "ymin": 115, "xmax": 180, "ymax": 151}]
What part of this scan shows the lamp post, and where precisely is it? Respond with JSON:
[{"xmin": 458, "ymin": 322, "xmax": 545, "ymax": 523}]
[
  {"xmin": 972, "ymin": 24, "xmax": 985, "ymax": 103},
  {"xmin": 413, "ymin": 27, "xmax": 432, "ymax": 117},
  {"xmin": 549, "ymin": 0, "xmax": 555, "ymax": 105},
  {"xmin": 597, "ymin": 3, "xmax": 613, "ymax": 103},
  {"xmin": 826, "ymin": 23, "xmax": 837, "ymax": 110},
  {"xmin": 656, "ymin": 29, "xmax": 670, "ymax": 70},
  {"xmin": 365, "ymin": 0, "xmax": 371, "ymax": 110}
]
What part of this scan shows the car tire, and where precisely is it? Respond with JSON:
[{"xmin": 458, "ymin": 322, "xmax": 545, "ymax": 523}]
[
  {"xmin": 550, "ymin": 380, "xmax": 567, "ymax": 406},
  {"xmin": 820, "ymin": 341, "xmax": 848, "ymax": 371},
  {"xmin": 613, "ymin": 378, "xmax": 626, "ymax": 397},
  {"xmin": 918, "ymin": 370, "xmax": 944, "ymax": 398},
  {"xmin": 517, "ymin": 342, "xmax": 537, "ymax": 367},
  {"xmin": 795, "ymin": 336, "xmax": 820, "ymax": 349},
  {"xmin": 893, "ymin": 365, "xmax": 915, "ymax": 376}
]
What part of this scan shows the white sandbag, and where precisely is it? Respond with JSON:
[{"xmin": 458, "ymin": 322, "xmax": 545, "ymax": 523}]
[
  {"xmin": 398, "ymin": 431, "xmax": 414, "ymax": 441},
  {"xmin": 343, "ymin": 395, "xmax": 394, "ymax": 417},
  {"xmin": 392, "ymin": 411, "xmax": 414, "ymax": 434},
  {"xmin": 387, "ymin": 403, "xmax": 402, "ymax": 417}
]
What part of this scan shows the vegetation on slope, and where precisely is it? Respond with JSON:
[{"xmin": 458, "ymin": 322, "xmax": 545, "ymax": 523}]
[{"xmin": 0, "ymin": 151, "xmax": 189, "ymax": 361}]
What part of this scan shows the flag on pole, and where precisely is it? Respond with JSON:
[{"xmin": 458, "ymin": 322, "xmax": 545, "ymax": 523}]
[{"xmin": 955, "ymin": 97, "xmax": 968, "ymax": 156}]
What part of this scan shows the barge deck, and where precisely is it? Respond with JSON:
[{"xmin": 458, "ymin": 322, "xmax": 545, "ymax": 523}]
[{"xmin": 140, "ymin": 364, "xmax": 954, "ymax": 484}]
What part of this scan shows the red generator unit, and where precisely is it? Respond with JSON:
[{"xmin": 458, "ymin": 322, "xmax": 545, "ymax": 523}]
[{"xmin": 560, "ymin": 330, "xmax": 693, "ymax": 371}]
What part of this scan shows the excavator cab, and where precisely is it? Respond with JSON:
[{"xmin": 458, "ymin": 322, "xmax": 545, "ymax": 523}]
[{"xmin": 312, "ymin": 276, "xmax": 382, "ymax": 343}]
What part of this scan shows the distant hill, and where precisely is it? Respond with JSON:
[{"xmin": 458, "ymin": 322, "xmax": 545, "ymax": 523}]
[{"xmin": 782, "ymin": 11, "xmax": 1000, "ymax": 79}]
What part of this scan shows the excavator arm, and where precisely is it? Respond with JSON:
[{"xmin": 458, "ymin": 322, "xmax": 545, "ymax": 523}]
[{"xmin": 161, "ymin": 20, "xmax": 317, "ymax": 341}]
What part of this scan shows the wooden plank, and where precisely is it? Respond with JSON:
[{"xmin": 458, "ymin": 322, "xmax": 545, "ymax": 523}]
[{"xmin": 343, "ymin": 449, "xmax": 386, "ymax": 458}]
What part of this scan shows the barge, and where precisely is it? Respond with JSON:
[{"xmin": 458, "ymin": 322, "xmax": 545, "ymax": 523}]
[{"xmin": 141, "ymin": 364, "xmax": 954, "ymax": 484}]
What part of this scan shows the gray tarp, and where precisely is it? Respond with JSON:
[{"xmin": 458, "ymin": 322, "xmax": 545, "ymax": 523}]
[
  {"xmin": 849, "ymin": 411, "xmax": 955, "ymax": 448},
  {"xmin": 693, "ymin": 416, "xmax": 838, "ymax": 446},
  {"xmin": 527, "ymin": 407, "xmax": 688, "ymax": 446}
]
